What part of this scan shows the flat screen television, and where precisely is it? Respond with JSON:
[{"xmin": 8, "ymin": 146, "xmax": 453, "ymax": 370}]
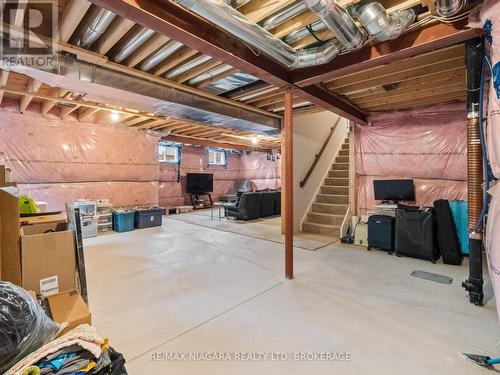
[
  {"xmin": 186, "ymin": 173, "xmax": 213, "ymax": 194},
  {"xmin": 373, "ymin": 179, "xmax": 415, "ymax": 202}
]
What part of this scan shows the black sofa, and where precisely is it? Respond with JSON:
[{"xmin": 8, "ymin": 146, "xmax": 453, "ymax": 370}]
[{"xmin": 225, "ymin": 191, "xmax": 281, "ymax": 220}]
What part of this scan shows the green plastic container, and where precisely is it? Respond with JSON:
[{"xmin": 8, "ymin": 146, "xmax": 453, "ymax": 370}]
[{"xmin": 112, "ymin": 210, "xmax": 135, "ymax": 233}]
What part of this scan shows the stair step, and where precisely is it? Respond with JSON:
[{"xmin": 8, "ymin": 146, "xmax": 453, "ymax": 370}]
[
  {"xmin": 338, "ymin": 149, "xmax": 349, "ymax": 156},
  {"xmin": 332, "ymin": 163, "xmax": 349, "ymax": 170},
  {"xmin": 307, "ymin": 212, "xmax": 344, "ymax": 226},
  {"xmin": 324, "ymin": 177, "xmax": 349, "ymax": 187},
  {"xmin": 341, "ymin": 143, "xmax": 350, "ymax": 150},
  {"xmin": 329, "ymin": 169, "xmax": 349, "ymax": 178},
  {"xmin": 316, "ymin": 194, "xmax": 348, "ymax": 204},
  {"xmin": 312, "ymin": 202, "xmax": 348, "ymax": 214},
  {"xmin": 321, "ymin": 185, "xmax": 349, "ymax": 195},
  {"xmin": 302, "ymin": 222, "xmax": 340, "ymax": 236},
  {"xmin": 336, "ymin": 156, "xmax": 349, "ymax": 163}
]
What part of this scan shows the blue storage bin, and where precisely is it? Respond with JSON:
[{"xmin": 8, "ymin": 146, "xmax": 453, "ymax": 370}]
[
  {"xmin": 134, "ymin": 208, "xmax": 163, "ymax": 229},
  {"xmin": 449, "ymin": 200, "xmax": 469, "ymax": 255},
  {"xmin": 112, "ymin": 210, "xmax": 135, "ymax": 233}
]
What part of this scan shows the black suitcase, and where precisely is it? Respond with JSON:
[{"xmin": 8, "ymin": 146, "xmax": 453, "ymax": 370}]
[
  {"xmin": 433, "ymin": 199, "xmax": 463, "ymax": 265},
  {"xmin": 367, "ymin": 215, "xmax": 395, "ymax": 253},
  {"xmin": 395, "ymin": 206, "xmax": 440, "ymax": 263}
]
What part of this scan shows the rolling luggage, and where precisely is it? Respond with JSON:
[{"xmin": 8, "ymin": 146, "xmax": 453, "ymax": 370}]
[
  {"xmin": 395, "ymin": 206, "xmax": 439, "ymax": 263},
  {"xmin": 367, "ymin": 215, "xmax": 395, "ymax": 252},
  {"xmin": 433, "ymin": 200, "xmax": 463, "ymax": 265},
  {"xmin": 449, "ymin": 200, "xmax": 469, "ymax": 255}
]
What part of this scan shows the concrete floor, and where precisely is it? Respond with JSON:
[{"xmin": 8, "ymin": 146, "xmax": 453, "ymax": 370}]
[{"xmin": 84, "ymin": 216, "xmax": 500, "ymax": 374}]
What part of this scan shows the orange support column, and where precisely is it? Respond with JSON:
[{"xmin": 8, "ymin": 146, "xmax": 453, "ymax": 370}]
[{"xmin": 284, "ymin": 87, "xmax": 293, "ymax": 279}]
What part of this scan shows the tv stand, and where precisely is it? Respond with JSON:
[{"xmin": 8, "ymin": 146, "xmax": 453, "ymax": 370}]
[{"xmin": 189, "ymin": 193, "xmax": 213, "ymax": 209}]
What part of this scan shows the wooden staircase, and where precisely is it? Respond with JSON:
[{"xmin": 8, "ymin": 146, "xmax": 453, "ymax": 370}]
[{"xmin": 302, "ymin": 138, "xmax": 350, "ymax": 236}]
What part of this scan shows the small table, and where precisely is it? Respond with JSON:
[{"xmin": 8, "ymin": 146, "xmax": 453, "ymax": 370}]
[{"xmin": 211, "ymin": 202, "xmax": 225, "ymax": 220}]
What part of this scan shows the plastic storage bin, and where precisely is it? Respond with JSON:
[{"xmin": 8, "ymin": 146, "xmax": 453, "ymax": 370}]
[
  {"xmin": 134, "ymin": 208, "xmax": 163, "ymax": 229},
  {"xmin": 449, "ymin": 200, "xmax": 469, "ymax": 255},
  {"xmin": 112, "ymin": 210, "xmax": 135, "ymax": 233}
]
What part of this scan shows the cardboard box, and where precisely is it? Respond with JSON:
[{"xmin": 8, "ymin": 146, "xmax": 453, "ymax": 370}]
[
  {"xmin": 47, "ymin": 290, "xmax": 91, "ymax": 335},
  {"xmin": 21, "ymin": 222, "xmax": 77, "ymax": 295},
  {"xmin": 0, "ymin": 189, "xmax": 22, "ymax": 284}
]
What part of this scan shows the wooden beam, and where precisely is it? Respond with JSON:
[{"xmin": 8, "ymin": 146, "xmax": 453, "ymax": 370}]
[
  {"xmin": 41, "ymin": 88, "xmax": 68, "ymax": 115},
  {"xmin": 326, "ymin": 44, "xmax": 464, "ymax": 88},
  {"xmin": 94, "ymin": 17, "xmax": 135, "ymax": 55},
  {"xmin": 19, "ymin": 79, "xmax": 42, "ymax": 113},
  {"xmin": 60, "ymin": 105, "xmax": 79, "ymax": 119},
  {"xmin": 78, "ymin": 107, "xmax": 100, "ymax": 122},
  {"xmin": 297, "ymin": 85, "xmax": 367, "ymax": 124},
  {"xmin": 88, "ymin": 0, "xmax": 291, "ymax": 87},
  {"xmin": 333, "ymin": 56, "xmax": 464, "ymax": 95},
  {"xmin": 163, "ymin": 134, "xmax": 272, "ymax": 152},
  {"xmin": 59, "ymin": 0, "xmax": 92, "ymax": 43},
  {"xmin": 293, "ymin": 21, "xmax": 483, "ymax": 87},
  {"xmin": 175, "ymin": 60, "xmax": 223, "ymax": 84},
  {"xmin": 239, "ymin": 0, "xmax": 296, "ymax": 23},
  {"xmin": 124, "ymin": 34, "xmax": 171, "ymax": 68},
  {"xmin": 152, "ymin": 47, "xmax": 199, "ymax": 76},
  {"xmin": 0, "ymin": 70, "xmax": 9, "ymax": 105},
  {"xmin": 195, "ymin": 68, "xmax": 240, "ymax": 89}
]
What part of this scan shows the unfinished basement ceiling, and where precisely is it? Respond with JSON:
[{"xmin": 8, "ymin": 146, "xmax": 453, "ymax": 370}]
[
  {"xmin": 56, "ymin": 0, "xmax": 467, "ymax": 115},
  {"xmin": 0, "ymin": 0, "xmax": 476, "ymax": 149}
]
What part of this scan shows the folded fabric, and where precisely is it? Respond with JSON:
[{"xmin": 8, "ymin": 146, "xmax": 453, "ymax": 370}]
[
  {"xmin": 37, "ymin": 353, "xmax": 77, "ymax": 372},
  {"xmin": 5, "ymin": 325, "xmax": 103, "ymax": 375}
]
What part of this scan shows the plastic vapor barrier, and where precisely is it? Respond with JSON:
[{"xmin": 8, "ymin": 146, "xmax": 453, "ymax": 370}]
[
  {"xmin": 158, "ymin": 146, "xmax": 280, "ymax": 207},
  {"xmin": 355, "ymin": 102, "xmax": 467, "ymax": 215},
  {"xmin": 470, "ymin": 0, "xmax": 500, "ymax": 322},
  {"xmin": 469, "ymin": 0, "xmax": 500, "ymax": 178},
  {"xmin": 0, "ymin": 108, "xmax": 159, "ymax": 210}
]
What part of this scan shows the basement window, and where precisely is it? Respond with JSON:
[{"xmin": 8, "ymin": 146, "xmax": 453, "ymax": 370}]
[
  {"xmin": 208, "ymin": 149, "xmax": 227, "ymax": 166},
  {"xmin": 159, "ymin": 143, "xmax": 179, "ymax": 163}
]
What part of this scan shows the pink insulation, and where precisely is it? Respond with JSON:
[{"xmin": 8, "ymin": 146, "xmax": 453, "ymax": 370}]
[
  {"xmin": 357, "ymin": 176, "xmax": 466, "ymax": 215},
  {"xmin": 469, "ymin": 0, "xmax": 500, "ymax": 322},
  {"xmin": 356, "ymin": 102, "xmax": 467, "ymax": 215},
  {"xmin": 469, "ymin": 0, "xmax": 500, "ymax": 178},
  {"xmin": 0, "ymin": 107, "xmax": 159, "ymax": 210},
  {"xmin": 0, "ymin": 105, "xmax": 280, "ymax": 211},
  {"xmin": 158, "ymin": 146, "xmax": 280, "ymax": 208}
]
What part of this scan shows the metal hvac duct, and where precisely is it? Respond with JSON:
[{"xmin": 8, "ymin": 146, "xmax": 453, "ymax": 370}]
[
  {"xmin": 141, "ymin": 41, "xmax": 184, "ymax": 71},
  {"xmin": 304, "ymin": 0, "xmax": 364, "ymax": 50},
  {"xmin": 356, "ymin": 3, "xmax": 415, "ymax": 41},
  {"xmin": 54, "ymin": 55, "xmax": 280, "ymax": 132},
  {"xmin": 225, "ymin": 0, "xmax": 251, "ymax": 7},
  {"xmin": 261, "ymin": 1, "xmax": 307, "ymax": 30},
  {"xmin": 114, "ymin": 28, "xmax": 155, "ymax": 63},
  {"xmin": 436, "ymin": 0, "xmax": 465, "ymax": 17},
  {"xmin": 77, "ymin": 8, "xmax": 116, "ymax": 48},
  {"xmin": 174, "ymin": 0, "xmax": 347, "ymax": 69},
  {"xmin": 188, "ymin": 64, "xmax": 234, "ymax": 85},
  {"xmin": 166, "ymin": 55, "xmax": 214, "ymax": 79},
  {"xmin": 206, "ymin": 72, "xmax": 258, "ymax": 93},
  {"xmin": 284, "ymin": 20, "xmax": 326, "ymax": 44}
]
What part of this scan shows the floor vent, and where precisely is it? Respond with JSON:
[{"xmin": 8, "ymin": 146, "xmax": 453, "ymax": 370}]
[{"xmin": 411, "ymin": 270, "xmax": 452, "ymax": 284}]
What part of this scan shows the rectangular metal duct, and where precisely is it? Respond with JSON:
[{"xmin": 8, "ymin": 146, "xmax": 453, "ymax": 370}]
[{"xmin": 4, "ymin": 55, "xmax": 281, "ymax": 133}]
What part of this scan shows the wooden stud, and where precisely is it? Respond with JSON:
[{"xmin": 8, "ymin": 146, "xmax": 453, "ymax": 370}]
[{"xmin": 59, "ymin": 0, "xmax": 92, "ymax": 43}]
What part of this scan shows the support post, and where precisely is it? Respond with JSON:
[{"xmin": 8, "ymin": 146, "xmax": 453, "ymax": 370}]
[
  {"xmin": 284, "ymin": 87, "xmax": 294, "ymax": 279},
  {"xmin": 462, "ymin": 37, "xmax": 484, "ymax": 306}
]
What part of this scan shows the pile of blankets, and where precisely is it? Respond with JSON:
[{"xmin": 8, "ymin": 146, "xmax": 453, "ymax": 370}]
[{"xmin": 5, "ymin": 325, "xmax": 126, "ymax": 375}]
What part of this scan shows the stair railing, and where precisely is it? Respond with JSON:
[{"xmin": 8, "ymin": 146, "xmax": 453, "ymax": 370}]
[{"xmin": 299, "ymin": 117, "xmax": 341, "ymax": 188}]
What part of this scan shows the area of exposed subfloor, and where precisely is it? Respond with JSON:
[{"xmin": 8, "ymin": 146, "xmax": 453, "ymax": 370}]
[{"xmin": 84, "ymin": 217, "xmax": 499, "ymax": 375}]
